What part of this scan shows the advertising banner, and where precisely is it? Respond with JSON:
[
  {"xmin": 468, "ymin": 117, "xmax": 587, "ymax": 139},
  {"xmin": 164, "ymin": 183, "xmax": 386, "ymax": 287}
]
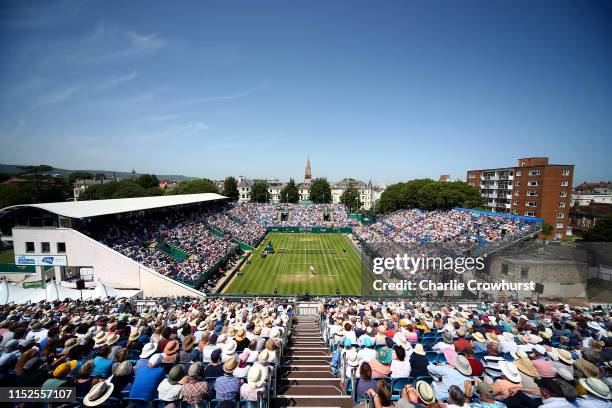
[{"xmin": 15, "ymin": 255, "xmax": 68, "ymax": 266}]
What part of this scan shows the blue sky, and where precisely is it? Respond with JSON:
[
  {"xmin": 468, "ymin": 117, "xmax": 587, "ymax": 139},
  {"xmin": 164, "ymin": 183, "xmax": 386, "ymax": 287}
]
[{"xmin": 0, "ymin": 0, "xmax": 610, "ymax": 184}]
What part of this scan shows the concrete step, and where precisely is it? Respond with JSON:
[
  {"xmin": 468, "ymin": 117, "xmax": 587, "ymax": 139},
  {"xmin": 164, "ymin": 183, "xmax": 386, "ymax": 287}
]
[
  {"xmin": 280, "ymin": 378, "xmax": 342, "ymax": 387},
  {"xmin": 283, "ymin": 356, "xmax": 331, "ymax": 363},
  {"xmin": 285, "ymin": 350, "xmax": 329, "ymax": 357},
  {"xmin": 281, "ymin": 365, "xmax": 332, "ymax": 372},
  {"xmin": 283, "ymin": 371, "xmax": 336, "ymax": 379},
  {"xmin": 278, "ymin": 384, "xmax": 344, "ymax": 396}
]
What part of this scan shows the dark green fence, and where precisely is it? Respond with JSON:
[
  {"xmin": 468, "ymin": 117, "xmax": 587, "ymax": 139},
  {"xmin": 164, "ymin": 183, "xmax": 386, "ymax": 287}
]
[
  {"xmin": 0, "ymin": 263, "xmax": 35, "ymax": 273},
  {"xmin": 266, "ymin": 227, "xmax": 353, "ymax": 234}
]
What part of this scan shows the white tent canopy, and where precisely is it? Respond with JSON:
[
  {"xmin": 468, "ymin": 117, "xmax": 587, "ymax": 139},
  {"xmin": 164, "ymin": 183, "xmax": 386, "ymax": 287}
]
[
  {"xmin": 0, "ymin": 279, "xmax": 142, "ymax": 305},
  {"xmin": 0, "ymin": 193, "xmax": 226, "ymax": 219}
]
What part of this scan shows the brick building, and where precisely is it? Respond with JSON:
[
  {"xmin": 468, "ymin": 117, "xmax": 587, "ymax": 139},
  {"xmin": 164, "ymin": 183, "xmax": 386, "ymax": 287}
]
[{"xmin": 466, "ymin": 157, "xmax": 574, "ymax": 240}]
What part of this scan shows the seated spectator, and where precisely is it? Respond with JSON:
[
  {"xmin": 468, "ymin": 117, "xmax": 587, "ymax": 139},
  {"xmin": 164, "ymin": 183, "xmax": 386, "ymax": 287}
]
[
  {"xmin": 240, "ymin": 364, "xmax": 268, "ymax": 402},
  {"xmin": 214, "ymin": 357, "xmax": 241, "ymax": 401},
  {"xmin": 129, "ymin": 353, "xmax": 166, "ymax": 401},
  {"xmin": 157, "ymin": 364, "xmax": 185, "ymax": 402}
]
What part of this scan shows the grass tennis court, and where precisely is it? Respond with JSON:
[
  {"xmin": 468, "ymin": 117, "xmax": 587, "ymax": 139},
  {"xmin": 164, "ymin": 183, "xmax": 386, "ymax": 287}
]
[{"xmin": 223, "ymin": 233, "xmax": 362, "ymax": 295}]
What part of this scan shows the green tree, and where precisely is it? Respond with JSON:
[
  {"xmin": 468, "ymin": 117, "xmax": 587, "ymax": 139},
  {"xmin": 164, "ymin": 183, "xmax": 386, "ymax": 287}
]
[
  {"xmin": 376, "ymin": 183, "xmax": 407, "ymax": 213},
  {"xmin": 222, "ymin": 177, "xmax": 240, "ymax": 201},
  {"xmin": 582, "ymin": 215, "xmax": 612, "ymax": 242},
  {"xmin": 137, "ymin": 174, "xmax": 160, "ymax": 189},
  {"xmin": 280, "ymin": 178, "xmax": 299, "ymax": 203},
  {"xmin": 18, "ymin": 165, "xmax": 54, "ymax": 196},
  {"xmin": 308, "ymin": 178, "xmax": 332, "ymax": 203},
  {"xmin": 171, "ymin": 179, "xmax": 219, "ymax": 195},
  {"xmin": 541, "ymin": 222, "xmax": 554, "ymax": 238},
  {"xmin": 377, "ymin": 179, "xmax": 485, "ymax": 213},
  {"xmin": 250, "ymin": 180, "xmax": 270, "ymax": 203},
  {"xmin": 95, "ymin": 173, "xmax": 107, "ymax": 180},
  {"xmin": 111, "ymin": 181, "xmax": 147, "ymax": 198},
  {"xmin": 68, "ymin": 171, "xmax": 95, "ymax": 182},
  {"xmin": 340, "ymin": 186, "xmax": 361, "ymax": 212}
]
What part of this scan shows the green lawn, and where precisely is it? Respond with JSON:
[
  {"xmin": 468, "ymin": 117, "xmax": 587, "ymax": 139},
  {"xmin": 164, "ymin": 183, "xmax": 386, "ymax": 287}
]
[
  {"xmin": 0, "ymin": 249, "xmax": 14, "ymax": 263},
  {"xmin": 223, "ymin": 233, "xmax": 362, "ymax": 295}
]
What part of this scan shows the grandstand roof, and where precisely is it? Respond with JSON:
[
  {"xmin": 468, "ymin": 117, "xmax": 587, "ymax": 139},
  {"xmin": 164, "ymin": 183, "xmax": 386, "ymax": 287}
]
[{"xmin": 0, "ymin": 193, "xmax": 227, "ymax": 219}]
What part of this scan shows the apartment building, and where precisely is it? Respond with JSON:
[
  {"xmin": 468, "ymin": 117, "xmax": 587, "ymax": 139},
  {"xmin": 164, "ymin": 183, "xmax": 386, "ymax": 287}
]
[{"xmin": 466, "ymin": 157, "xmax": 574, "ymax": 240}]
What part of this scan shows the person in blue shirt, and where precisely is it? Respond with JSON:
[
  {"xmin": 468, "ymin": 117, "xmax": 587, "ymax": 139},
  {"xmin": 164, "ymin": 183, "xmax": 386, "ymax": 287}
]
[
  {"xmin": 213, "ymin": 357, "xmax": 241, "ymax": 401},
  {"xmin": 91, "ymin": 345, "xmax": 113, "ymax": 378},
  {"xmin": 129, "ymin": 353, "xmax": 166, "ymax": 401}
]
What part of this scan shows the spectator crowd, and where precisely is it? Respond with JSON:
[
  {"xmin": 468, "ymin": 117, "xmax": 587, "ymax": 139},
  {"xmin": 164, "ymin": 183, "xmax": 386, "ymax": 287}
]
[
  {"xmin": 0, "ymin": 296, "xmax": 292, "ymax": 407},
  {"xmin": 321, "ymin": 298, "xmax": 612, "ymax": 408}
]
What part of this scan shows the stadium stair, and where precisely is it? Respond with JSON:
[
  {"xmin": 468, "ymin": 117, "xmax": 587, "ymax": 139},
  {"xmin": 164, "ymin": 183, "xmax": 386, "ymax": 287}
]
[{"xmin": 274, "ymin": 318, "xmax": 352, "ymax": 408}]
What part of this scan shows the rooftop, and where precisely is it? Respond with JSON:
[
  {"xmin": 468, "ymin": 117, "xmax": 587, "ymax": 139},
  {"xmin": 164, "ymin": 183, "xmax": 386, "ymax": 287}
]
[{"xmin": 0, "ymin": 193, "xmax": 227, "ymax": 219}]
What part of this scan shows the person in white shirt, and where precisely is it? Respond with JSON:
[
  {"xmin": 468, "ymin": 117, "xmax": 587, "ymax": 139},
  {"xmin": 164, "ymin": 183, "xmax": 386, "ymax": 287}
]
[
  {"xmin": 432, "ymin": 332, "xmax": 455, "ymax": 353},
  {"xmin": 357, "ymin": 337, "xmax": 376, "ymax": 366},
  {"xmin": 534, "ymin": 378, "xmax": 576, "ymax": 408},
  {"xmin": 390, "ymin": 345, "xmax": 411, "ymax": 379}
]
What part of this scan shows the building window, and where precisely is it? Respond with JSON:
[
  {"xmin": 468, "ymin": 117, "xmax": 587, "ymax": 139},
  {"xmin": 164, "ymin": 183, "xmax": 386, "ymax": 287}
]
[
  {"xmin": 521, "ymin": 163, "xmax": 526, "ymax": 167},
  {"xmin": 516, "ymin": 171, "xmax": 522, "ymax": 176},
  {"xmin": 57, "ymin": 242, "xmax": 66, "ymax": 253},
  {"xmin": 520, "ymin": 267, "xmax": 529, "ymax": 278},
  {"xmin": 555, "ymin": 233, "xmax": 562, "ymax": 239},
  {"xmin": 528, "ymin": 170, "xmax": 540, "ymax": 176},
  {"xmin": 559, "ymin": 202, "xmax": 566, "ymax": 208},
  {"xmin": 41, "ymin": 242, "xmax": 50, "ymax": 253},
  {"xmin": 527, "ymin": 191, "xmax": 538, "ymax": 196},
  {"xmin": 528, "ymin": 180, "xmax": 538, "ymax": 186},
  {"xmin": 562, "ymin": 169, "xmax": 570, "ymax": 176},
  {"xmin": 557, "ymin": 212, "xmax": 564, "ymax": 218},
  {"xmin": 501, "ymin": 263, "xmax": 509, "ymax": 275},
  {"xmin": 468, "ymin": 173, "xmax": 475, "ymax": 179},
  {"xmin": 515, "ymin": 181, "xmax": 521, "ymax": 187},
  {"xmin": 560, "ymin": 191, "xmax": 567, "ymax": 197},
  {"xmin": 525, "ymin": 211, "xmax": 536, "ymax": 217},
  {"xmin": 526, "ymin": 201, "xmax": 537, "ymax": 207},
  {"xmin": 513, "ymin": 200, "xmax": 519, "ymax": 205},
  {"xmin": 561, "ymin": 181, "xmax": 569, "ymax": 187},
  {"xmin": 556, "ymin": 222, "xmax": 564, "ymax": 229},
  {"xmin": 26, "ymin": 242, "xmax": 35, "ymax": 253},
  {"xmin": 512, "ymin": 210, "xmax": 518, "ymax": 215}
]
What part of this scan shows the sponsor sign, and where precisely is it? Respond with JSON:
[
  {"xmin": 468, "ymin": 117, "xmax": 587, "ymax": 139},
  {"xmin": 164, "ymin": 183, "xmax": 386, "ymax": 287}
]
[{"xmin": 15, "ymin": 255, "xmax": 67, "ymax": 266}]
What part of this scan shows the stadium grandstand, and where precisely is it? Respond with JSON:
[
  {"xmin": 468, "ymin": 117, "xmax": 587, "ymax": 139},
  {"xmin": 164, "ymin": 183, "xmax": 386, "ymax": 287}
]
[{"xmin": 0, "ymin": 195, "xmax": 608, "ymax": 408}]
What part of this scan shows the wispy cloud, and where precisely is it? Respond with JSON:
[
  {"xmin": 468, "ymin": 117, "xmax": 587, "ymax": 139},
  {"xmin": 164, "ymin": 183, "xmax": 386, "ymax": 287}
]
[
  {"xmin": 132, "ymin": 121, "xmax": 209, "ymax": 143},
  {"xmin": 142, "ymin": 112, "xmax": 186, "ymax": 122},
  {"xmin": 34, "ymin": 86, "xmax": 81, "ymax": 106},
  {"xmin": 168, "ymin": 87, "xmax": 260, "ymax": 109},
  {"xmin": 86, "ymin": 86, "xmax": 172, "ymax": 109},
  {"xmin": 47, "ymin": 22, "xmax": 166, "ymax": 65},
  {"xmin": 94, "ymin": 71, "xmax": 139, "ymax": 92}
]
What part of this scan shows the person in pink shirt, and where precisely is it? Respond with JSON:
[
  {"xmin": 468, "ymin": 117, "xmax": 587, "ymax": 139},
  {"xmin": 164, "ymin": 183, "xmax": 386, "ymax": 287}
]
[
  {"xmin": 369, "ymin": 347, "xmax": 392, "ymax": 378},
  {"xmin": 531, "ymin": 345, "xmax": 556, "ymax": 378}
]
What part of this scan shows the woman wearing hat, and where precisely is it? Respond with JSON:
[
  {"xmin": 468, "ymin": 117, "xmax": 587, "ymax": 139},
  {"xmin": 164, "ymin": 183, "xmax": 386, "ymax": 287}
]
[
  {"xmin": 181, "ymin": 362, "xmax": 210, "ymax": 406},
  {"xmin": 83, "ymin": 379, "xmax": 115, "ymax": 407},
  {"xmin": 180, "ymin": 335, "xmax": 196, "ymax": 364},
  {"xmin": 214, "ymin": 357, "xmax": 241, "ymax": 401},
  {"xmin": 157, "ymin": 364, "xmax": 185, "ymax": 402},
  {"xmin": 240, "ymin": 364, "xmax": 268, "ymax": 402},
  {"xmin": 370, "ymin": 347, "xmax": 392, "ymax": 378},
  {"xmin": 399, "ymin": 381, "xmax": 438, "ymax": 408},
  {"xmin": 427, "ymin": 354, "xmax": 472, "ymax": 400},
  {"xmin": 492, "ymin": 361, "xmax": 523, "ymax": 400},
  {"xmin": 73, "ymin": 360, "xmax": 94, "ymax": 399},
  {"xmin": 162, "ymin": 340, "xmax": 180, "ymax": 363},
  {"xmin": 409, "ymin": 344, "xmax": 430, "ymax": 378},
  {"xmin": 577, "ymin": 377, "xmax": 612, "ymax": 407}
]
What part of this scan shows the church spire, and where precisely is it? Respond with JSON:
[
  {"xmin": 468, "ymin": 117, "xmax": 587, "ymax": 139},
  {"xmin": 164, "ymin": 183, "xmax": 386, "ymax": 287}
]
[{"xmin": 305, "ymin": 157, "xmax": 312, "ymax": 181}]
